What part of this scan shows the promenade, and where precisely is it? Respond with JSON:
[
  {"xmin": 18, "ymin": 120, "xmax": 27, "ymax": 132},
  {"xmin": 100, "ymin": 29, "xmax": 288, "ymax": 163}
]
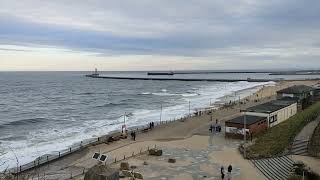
[{"xmin": 11, "ymin": 80, "xmax": 318, "ymax": 180}]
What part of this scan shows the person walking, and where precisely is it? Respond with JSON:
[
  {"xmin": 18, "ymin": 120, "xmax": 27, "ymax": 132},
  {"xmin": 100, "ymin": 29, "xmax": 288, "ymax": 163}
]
[
  {"xmin": 227, "ymin": 164, "xmax": 232, "ymax": 180},
  {"xmin": 133, "ymin": 131, "xmax": 136, "ymax": 141},
  {"xmin": 221, "ymin": 166, "xmax": 225, "ymax": 180}
]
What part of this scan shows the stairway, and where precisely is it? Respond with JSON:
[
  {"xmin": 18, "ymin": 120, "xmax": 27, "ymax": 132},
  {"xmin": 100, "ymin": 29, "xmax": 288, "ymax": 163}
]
[
  {"xmin": 290, "ymin": 140, "xmax": 309, "ymax": 155},
  {"xmin": 251, "ymin": 156, "xmax": 295, "ymax": 180}
]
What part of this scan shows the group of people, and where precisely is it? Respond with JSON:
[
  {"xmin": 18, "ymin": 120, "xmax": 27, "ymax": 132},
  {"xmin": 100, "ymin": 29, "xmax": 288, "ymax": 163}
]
[
  {"xmin": 221, "ymin": 165, "xmax": 233, "ymax": 180},
  {"xmin": 149, "ymin": 121, "xmax": 155, "ymax": 129},
  {"xmin": 209, "ymin": 118, "xmax": 222, "ymax": 133}
]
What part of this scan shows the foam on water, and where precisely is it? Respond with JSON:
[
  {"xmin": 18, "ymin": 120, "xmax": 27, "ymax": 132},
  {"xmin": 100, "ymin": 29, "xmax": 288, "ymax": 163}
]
[{"xmin": 0, "ymin": 74, "xmax": 274, "ymax": 171}]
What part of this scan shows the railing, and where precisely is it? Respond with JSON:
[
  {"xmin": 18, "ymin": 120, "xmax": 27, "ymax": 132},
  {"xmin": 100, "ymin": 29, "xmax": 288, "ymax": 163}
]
[
  {"xmin": 7, "ymin": 115, "xmax": 193, "ymax": 175},
  {"xmin": 64, "ymin": 144, "xmax": 158, "ymax": 180},
  {"xmin": 6, "ymin": 97, "xmax": 243, "ymax": 176}
]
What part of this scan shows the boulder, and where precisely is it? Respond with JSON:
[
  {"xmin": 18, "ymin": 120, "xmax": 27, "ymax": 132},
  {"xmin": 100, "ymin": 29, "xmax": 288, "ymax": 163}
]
[
  {"xmin": 168, "ymin": 158, "xmax": 176, "ymax": 163},
  {"xmin": 148, "ymin": 148, "xmax": 163, "ymax": 156},
  {"xmin": 84, "ymin": 164, "xmax": 119, "ymax": 180}
]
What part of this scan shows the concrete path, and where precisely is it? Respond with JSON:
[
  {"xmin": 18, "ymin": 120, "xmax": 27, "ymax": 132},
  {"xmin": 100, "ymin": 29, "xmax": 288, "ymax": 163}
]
[
  {"xmin": 295, "ymin": 117, "xmax": 320, "ymax": 141},
  {"xmin": 290, "ymin": 116, "xmax": 320, "ymax": 155}
]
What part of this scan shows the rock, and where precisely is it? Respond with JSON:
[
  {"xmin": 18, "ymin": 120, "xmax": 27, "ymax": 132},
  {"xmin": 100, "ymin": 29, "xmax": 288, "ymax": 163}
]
[
  {"xmin": 148, "ymin": 148, "xmax": 163, "ymax": 156},
  {"xmin": 130, "ymin": 165, "xmax": 137, "ymax": 169},
  {"xmin": 120, "ymin": 162, "xmax": 129, "ymax": 170},
  {"xmin": 143, "ymin": 161, "xmax": 148, "ymax": 165},
  {"xmin": 84, "ymin": 164, "xmax": 119, "ymax": 180},
  {"xmin": 168, "ymin": 158, "xmax": 176, "ymax": 163}
]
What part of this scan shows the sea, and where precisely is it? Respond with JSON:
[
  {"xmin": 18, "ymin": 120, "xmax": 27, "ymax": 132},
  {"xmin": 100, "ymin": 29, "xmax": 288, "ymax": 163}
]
[{"xmin": 0, "ymin": 71, "xmax": 319, "ymax": 170}]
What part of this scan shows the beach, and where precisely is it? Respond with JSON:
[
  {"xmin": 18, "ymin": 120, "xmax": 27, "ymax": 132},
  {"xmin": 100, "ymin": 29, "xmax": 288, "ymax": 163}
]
[
  {"xmin": 8, "ymin": 79, "xmax": 318, "ymax": 180},
  {"xmin": 0, "ymin": 72, "xmax": 275, "ymax": 169}
]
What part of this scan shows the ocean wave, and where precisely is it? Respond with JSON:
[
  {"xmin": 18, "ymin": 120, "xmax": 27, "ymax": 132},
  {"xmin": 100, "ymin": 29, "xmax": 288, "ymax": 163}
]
[
  {"xmin": 181, "ymin": 93, "xmax": 200, "ymax": 97},
  {"xmin": 0, "ymin": 118, "xmax": 48, "ymax": 128},
  {"xmin": 0, "ymin": 135, "xmax": 28, "ymax": 141},
  {"xmin": 152, "ymin": 92, "xmax": 199, "ymax": 97},
  {"xmin": 95, "ymin": 102, "xmax": 126, "ymax": 108},
  {"xmin": 139, "ymin": 92, "xmax": 152, "ymax": 95},
  {"xmin": 152, "ymin": 92, "xmax": 177, "ymax": 96},
  {"xmin": 78, "ymin": 92, "xmax": 107, "ymax": 95}
]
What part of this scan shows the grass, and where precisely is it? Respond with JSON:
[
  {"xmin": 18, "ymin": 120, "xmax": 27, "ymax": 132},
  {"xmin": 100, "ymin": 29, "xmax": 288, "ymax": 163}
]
[
  {"xmin": 309, "ymin": 122, "xmax": 320, "ymax": 158},
  {"xmin": 246, "ymin": 101, "xmax": 320, "ymax": 159}
]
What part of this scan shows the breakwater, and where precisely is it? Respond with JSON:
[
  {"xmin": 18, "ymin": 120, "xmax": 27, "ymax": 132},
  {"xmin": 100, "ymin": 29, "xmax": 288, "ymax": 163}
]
[{"xmin": 85, "ymin": 75, "xmax": 277, "ymax": 82}]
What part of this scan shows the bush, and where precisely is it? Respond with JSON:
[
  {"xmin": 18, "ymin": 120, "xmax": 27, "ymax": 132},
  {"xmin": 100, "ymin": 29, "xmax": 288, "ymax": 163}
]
[{"xmin": 246, "ymin": 101, "xmax": 320, "ymax": 159}]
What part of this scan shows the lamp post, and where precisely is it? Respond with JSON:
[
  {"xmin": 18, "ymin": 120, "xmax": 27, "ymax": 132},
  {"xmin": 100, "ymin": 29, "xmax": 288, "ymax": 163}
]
[
  {"xmin": 8, "ymin": 146, "xmax": 19, "ymax": 180},
  {"xmin": 160, "ymin": 103, "xmax": 162, "ymax": 124},
  {"xmin": 243, "ymin": 114, "xmax": 247, "ymax": 158},
  {"xmin": 123, "ymin": 112, "xmax": 126, "ymax": 125},
  {"xmin": 188, "ymin": 101, "xmax": 191, "ymax": 117}
]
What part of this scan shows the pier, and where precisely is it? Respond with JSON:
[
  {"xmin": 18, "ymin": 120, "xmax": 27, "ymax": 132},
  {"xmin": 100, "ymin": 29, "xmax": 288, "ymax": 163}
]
[{"xmin": 85, "ymin": 75, "xmax": 283, "ymax": 82}]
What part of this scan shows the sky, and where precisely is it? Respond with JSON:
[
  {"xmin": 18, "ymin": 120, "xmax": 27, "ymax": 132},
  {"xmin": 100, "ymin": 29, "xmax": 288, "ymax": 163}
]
[{"xmin": 0, "ymin": 0, "xmax": 320, "ymax": 71}]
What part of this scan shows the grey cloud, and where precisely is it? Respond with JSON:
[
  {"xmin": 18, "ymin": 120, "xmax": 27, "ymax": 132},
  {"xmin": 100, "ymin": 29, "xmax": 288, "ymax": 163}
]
[{"xmin": 0, "ymin": 0, "xmax": 320, "ymax": 69}]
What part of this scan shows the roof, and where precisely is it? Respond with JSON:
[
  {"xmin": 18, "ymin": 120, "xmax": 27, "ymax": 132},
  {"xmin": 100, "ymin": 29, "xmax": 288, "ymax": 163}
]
[
  {"xmin": 245, "ymin": 99, "xmax": 296, "ymax": 114},
  {"xmin": 277, "ymin": 85, "xmax": 314, "ymax": 94},
  {"xmin": 312, "ymin": 84, "xmax": 320, "ymax": 90},
  {"xmin": 226, "ymin": 115, "xmax": 266, "ymax": 125}
]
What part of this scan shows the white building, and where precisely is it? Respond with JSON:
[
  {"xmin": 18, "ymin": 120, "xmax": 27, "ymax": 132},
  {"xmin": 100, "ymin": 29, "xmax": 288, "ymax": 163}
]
[{"xmin": 243, "ymin": 98, "xmax": 297, "ymax": 127}]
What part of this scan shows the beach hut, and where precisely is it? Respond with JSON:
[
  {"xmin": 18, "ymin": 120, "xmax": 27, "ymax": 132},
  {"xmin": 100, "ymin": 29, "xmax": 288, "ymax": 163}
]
[
  {"xmin": 243, "ymin": 99, "xmax": 297, "ymax": 128},
  {"xmin": 225, "ymin": 115, "xmax": 267, "ymax": 139},
  {"xmin": 277, "ymin": 85, "xmax": 314, "ymax": 109},
  {"xmin": 311, "ymin": 84, "xmax": 320, "ymax": 100}
]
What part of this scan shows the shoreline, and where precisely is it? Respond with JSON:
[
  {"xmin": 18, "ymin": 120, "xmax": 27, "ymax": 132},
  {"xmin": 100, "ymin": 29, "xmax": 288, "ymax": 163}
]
[
  {"xmin": 5, "ymin": 81, "xmax": 273, "ymax": 173},
  {"xmin": 6, "ymin": 80, "xmax": 320, "ymax": 176}
]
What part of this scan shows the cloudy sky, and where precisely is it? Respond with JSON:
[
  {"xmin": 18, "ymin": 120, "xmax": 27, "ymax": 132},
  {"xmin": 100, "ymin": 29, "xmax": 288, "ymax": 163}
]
[{"xmin": 0, "ymin": 0, "xmax": 319, "ymax": 71}]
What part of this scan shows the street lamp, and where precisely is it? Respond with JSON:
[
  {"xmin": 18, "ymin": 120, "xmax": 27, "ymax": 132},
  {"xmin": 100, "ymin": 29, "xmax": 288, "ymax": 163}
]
[
  {"xmin": 160, "ymin": 103, "xmax": 163, "ymax": 124},
  {"xmin": 188, "ymin": 101, "xmax": 191, "ymax": 117},
  {"xmin": 243, "ymin": 114, "xmax": 247, "ymax": 158}
]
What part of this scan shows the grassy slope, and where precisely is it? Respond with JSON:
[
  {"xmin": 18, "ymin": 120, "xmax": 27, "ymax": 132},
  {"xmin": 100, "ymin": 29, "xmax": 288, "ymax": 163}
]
[{"xmin": 247, "ymin": 101, "xmax": 320, "ymax": 159}]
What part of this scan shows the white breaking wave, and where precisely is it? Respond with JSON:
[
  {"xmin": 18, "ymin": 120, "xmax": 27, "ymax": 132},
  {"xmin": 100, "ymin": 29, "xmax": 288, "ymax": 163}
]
[{"xmin": 0, "ymin": 80, "xmax": 274, "ymax": 171}]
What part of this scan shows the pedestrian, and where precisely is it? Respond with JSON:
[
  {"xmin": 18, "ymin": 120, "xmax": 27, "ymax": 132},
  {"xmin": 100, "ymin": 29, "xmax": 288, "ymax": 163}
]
[
  {"xmin": 130, "ymin": 131, "xmax": 134, "ymax": 140},
  {"xmin": 216, "ymin": 118, "xmax": 218, "ymax": 124},
  {"xmin": 149, "ymin": 122, "xmax": 152, "ymax": 129},
  {"xmin": 227, "ymin": 164, "xmax": 232, "ymax": 180},
  {"xmin": 152, "ymin": 122, "xmax": 154, "ymax": 128},
  {"xmin": 221, "ymin": 166, "xmax": 225, "ymax": 180},
  {"xmin": 133, "ymin": 131, "xmax": 136, "ymax": 141}
]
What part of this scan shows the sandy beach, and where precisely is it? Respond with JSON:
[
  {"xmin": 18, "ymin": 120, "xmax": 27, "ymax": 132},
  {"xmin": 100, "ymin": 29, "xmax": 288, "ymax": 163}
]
[{"xmin": 13, "ymin": 80, "xmax": 319, "ymax": 180}]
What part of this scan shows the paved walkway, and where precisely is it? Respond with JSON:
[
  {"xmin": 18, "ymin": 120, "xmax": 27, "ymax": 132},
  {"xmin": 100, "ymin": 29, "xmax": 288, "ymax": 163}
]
[
  {"xmin": 294, "ymin": 117, "xmax": 320, "ymax": 141},
  {"xmin": 290, "ymin": 116, "xmax": 320, "ymax": 156},
  {"xmin": 111, "ymin": 131, "xmax": 265, "ymax": 180}
]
